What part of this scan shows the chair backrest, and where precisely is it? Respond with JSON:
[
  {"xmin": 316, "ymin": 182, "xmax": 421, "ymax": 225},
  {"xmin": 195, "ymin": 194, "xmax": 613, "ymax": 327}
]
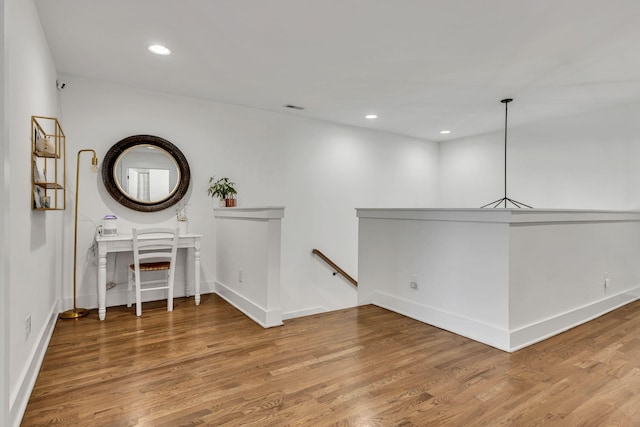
[{"xmin": 131, "ymin": 227, "xmax": 180, "ymax": 270}]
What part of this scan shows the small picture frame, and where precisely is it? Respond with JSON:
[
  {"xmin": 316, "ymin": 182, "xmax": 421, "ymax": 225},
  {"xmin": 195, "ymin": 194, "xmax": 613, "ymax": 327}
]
[
  {"xmin": 33, "ymin": 188, "xmax": 42, "ymax": 208},
  {"xmin": 33, "ymin": 187, "xmax": 49, "ymax": 209},
  {"xmin": 33, "ymin": 126, "xmax": 41, "ymax": 151},
  {"xmin": 33, "ymin": 160, "xmax": 43, "ymax": 183}
]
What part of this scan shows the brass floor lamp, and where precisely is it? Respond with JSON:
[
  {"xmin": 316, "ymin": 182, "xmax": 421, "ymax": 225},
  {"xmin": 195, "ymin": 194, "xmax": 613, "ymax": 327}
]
[{"xmin": 60, "ymin": 149, "xmax": 98, "ymax": 319}]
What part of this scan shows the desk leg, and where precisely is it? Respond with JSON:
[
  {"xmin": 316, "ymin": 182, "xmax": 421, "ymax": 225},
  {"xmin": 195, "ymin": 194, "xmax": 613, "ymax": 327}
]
[
  {"xmin": 185, "ymin": 248, "xmax": 192, "ymax": 298},
  {"xmin": 98, "ymin": 245, "xmax": 107, "ymax": 320},
  {"xmin": 195, "ymin": 239, "xmax": 201, "ymax": 305}
]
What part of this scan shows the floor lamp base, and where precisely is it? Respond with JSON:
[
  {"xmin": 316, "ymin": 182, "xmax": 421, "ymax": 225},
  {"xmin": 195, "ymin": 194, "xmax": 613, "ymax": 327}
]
[
  {"xmin": 481, "ymin": 197, "xmax": 533, "ymax": 209},
  {"xmin": 59, "ymin": 308, "xmax": 89, "ymax": 319}
]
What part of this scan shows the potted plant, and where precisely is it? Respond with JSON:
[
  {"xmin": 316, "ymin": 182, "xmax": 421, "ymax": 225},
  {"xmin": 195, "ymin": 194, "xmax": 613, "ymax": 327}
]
[{"xmin": 208, "ymin": 176, "xmax": 237, "ymax": 207}]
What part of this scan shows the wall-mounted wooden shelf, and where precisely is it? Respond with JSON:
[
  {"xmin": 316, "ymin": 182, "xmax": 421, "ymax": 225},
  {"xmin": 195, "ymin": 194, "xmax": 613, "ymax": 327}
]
[{"xmin": 32, "ymin": 116, "xmax": 66, "ymax": 210}]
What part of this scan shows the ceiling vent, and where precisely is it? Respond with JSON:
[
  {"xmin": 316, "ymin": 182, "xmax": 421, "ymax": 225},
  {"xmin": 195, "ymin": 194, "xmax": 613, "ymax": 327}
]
[{"xmin": 283, "ymin": 104, "xmax": 305, "ymax": 110}]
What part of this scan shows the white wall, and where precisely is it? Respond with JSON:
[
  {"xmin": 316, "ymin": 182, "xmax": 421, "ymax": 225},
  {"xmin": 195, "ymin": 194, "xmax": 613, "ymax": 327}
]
[
  {"xmin": 357, "ymin": 209, "xmax": 640, "ymax": 352},
  {"xmin": 215, "ymin": 208, "xmax": 284, "ymax": 327},
  {"xmin": 509, "ymin": 221, "xmax": 640, "ymax": 331},
  {"xmin": 1, "ymin": 0, "xmax": 8, "ymax": 424},
  {"xmin": 358, "ymin": 213, "xmax": 511, "ymax": 350},
  {"xmin": 57, "ymin": 75, "xmax": 439, "ymax": 318},
  {"xmin": 5, "ymin": 0, "xmax": 61, "ymax": 425},
  {"xmin": 438, "ymin": 105, "xmax": 640, "ymax": 209}
]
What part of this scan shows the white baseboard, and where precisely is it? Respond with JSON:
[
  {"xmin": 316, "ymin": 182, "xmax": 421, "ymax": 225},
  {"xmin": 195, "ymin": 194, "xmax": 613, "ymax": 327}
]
[
  {"xmin": 10, "ymin": 303, "xmax": 57, "ymax": 427},
  {"xmin": 509, "ymin": 290, "xmax": 640, "ymax": 351},
  {"xmin": 282, "ymin": 306, "xmax": 327, "ymax": 320},
  {"xmin": 366, "ymin": 289, "xmax": 640, "ymax": 353},
  {"xmin": 214, "ymin": 281, "xmax": 283, "ymax": 328},
  {"xmin": 369, "ymin": 291, "xmax": 511, "ymax": 351}
]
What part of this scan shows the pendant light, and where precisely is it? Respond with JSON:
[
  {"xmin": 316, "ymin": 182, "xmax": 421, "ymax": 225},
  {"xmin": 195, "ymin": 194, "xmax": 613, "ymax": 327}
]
[{"xmin": 481, "ymin": 98, "xmax": 532, "ymax": 208}]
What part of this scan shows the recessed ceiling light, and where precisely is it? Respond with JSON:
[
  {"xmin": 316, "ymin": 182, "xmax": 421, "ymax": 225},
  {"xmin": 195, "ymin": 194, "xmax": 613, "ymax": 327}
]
[
  {"xmin": 440, "ymin": 130, "xmax": 451, "ymax": 134},
  {"xmin": 148, "ymin": 44, "xmax": 171, "ymax": 55},
  {"xmin": 365, "ymin": 114, "xmax": 378, "ymax": 119}
]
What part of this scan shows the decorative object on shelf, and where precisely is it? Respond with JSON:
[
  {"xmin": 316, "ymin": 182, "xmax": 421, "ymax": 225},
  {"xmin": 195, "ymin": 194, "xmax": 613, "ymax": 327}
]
[
  {"xmin": 35, "ymin": 135, "xmax": 56, "ymax": 155},
  {"xmin": 31, "ymin": 116, "xmax": 66, "ymax": 210},
  {"xmin": 60, "ymin": 149, "xmax": 99, "ymax": 320},
  {"xmin": 207, "ymin": 176, "xmax": 238, "ymax": 207},
  {"xmin": 101, "ymin": 134, "xmax": 191, "ymax": 212},
  {"xmin": 481, "ymin": 99, "xmax": 533, "ymax": 209},
  {"xmin": 33, "ymin": 188, "xmax": 44, "ymax": 209},
  {"xmin": 176, "ymin": 203, "xmax": 189, "ymax": 234},
  {"xmin": 32, "ymin": 160, "xmax": 43, "ymax": 183}
]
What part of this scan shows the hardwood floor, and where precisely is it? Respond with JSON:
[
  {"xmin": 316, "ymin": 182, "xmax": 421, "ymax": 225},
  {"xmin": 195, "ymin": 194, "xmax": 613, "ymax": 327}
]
[{"xmin": 22, "ymin": 295, "xmax": 640, "ymax": 426}]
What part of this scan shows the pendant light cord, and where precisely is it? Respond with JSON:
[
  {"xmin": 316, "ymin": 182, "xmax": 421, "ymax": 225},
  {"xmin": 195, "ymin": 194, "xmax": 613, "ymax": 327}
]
[{"xmin": 504, "ymin": 99, "xmax": 509, "ymax": 206}]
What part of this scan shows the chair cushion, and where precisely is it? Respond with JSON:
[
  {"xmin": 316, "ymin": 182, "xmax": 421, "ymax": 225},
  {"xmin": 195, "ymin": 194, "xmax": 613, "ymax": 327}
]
[{"xmin": 129, "ymin": 261, "xmax": 171, "ymax": 272}]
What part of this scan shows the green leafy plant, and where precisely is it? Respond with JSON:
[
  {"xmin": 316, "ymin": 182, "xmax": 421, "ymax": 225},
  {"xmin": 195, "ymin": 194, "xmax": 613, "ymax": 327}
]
[{"xmin": 207, "ymin": 176, "xmax": 237, "ymax": 200}]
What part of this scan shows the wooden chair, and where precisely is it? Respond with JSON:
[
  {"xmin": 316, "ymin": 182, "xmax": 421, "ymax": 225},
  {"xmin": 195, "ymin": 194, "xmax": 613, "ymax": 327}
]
[{"xmin": 127, "ymin": 228, "xmax": 179, "ymax": 316}]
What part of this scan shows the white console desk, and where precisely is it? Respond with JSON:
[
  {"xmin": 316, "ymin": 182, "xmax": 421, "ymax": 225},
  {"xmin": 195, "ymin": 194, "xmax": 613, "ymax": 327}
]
[{"xmin": 96, "ymin": 232, "xmax": 202, "ymax": 320}]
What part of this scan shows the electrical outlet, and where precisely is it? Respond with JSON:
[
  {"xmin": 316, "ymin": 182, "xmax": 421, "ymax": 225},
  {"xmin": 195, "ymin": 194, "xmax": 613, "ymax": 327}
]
[
  {"xmin": 25, "ymin": 314, "xmax": 31, "ymax": 340},
  {"xmin": 604, "ymin": 272, "xmax": 610, "ymax": 289},
  {"xmin": 410, "ymin": 275, "xmax": 419, "ymax": 290},
  {"xmin": 239, "ymin": 269, "xmax": 244, "ymax": 283}
]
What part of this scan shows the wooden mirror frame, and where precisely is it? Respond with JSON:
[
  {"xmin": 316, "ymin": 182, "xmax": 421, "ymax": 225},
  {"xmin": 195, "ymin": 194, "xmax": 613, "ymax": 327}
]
[{"xmin": 102, "ymin": 135, "xmax": 190, "ymax": 212}]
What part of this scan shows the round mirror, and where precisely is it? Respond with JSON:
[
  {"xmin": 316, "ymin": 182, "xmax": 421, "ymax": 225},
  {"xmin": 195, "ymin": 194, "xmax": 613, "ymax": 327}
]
[{"xmin": 102, "ymin": 135, "xmax": 190, "ymax": 212}]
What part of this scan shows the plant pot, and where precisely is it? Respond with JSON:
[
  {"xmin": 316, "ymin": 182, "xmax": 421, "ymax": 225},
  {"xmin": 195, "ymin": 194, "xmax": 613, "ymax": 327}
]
[
  {"xmin": 225, "ymin": 198, "xmax": 236, "ymax": 207},
  {"xmin": 219, "ymin": 199, "xmax": 226, "ymax": 207},
  {"xmin": 178, "ymin": 220, "xmax": 188, "ymax": 235}
]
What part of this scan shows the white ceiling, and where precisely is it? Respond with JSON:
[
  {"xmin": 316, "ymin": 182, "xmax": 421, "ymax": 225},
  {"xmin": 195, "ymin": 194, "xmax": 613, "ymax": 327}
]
[{"xmin": 34, "ymin": 0, "xmax": 640, "ymax": 141}]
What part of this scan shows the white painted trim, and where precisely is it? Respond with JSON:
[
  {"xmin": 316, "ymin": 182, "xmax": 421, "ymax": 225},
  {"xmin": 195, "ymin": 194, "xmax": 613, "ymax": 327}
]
[
  {"xmin": 509, "ymin": 290, "xmax": 640, "ymax": 352},
  {"xmin": 214, "ymin": 281, "xmax": 283, "ymax": 328},
  {"xmin": 367, "ymin": 290, "xmax": 640, "ymax": 353},
  {"xmin": 356, "ymin": 208, "xmax": 640, "ymax": 224},
  {"xmin": 282, "ymin": 306, "xmax": 327, "ymax": 320},
  {"xmin": 367, "ymin": 291, "xmax": 511, "ymax": 351},
  {"xmin": 214, "ymin": 206, "xmax": 285, "ymax": 220},
  {"xmin": 9, "ymin": 303, "xmax": 57, "ymax": 427}
]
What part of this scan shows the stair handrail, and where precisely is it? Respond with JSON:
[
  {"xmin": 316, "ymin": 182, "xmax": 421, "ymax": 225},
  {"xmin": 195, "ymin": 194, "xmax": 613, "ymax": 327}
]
[{"xmin": 312, "ymin": 249, "xmax": 358, "ymax": 287}]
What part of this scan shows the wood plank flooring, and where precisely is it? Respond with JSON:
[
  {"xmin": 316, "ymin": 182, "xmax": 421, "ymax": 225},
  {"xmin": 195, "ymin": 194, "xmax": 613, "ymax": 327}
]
[{"xmin": 22, "ymin": 295, "xmax": 640, "ymax": 426}]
